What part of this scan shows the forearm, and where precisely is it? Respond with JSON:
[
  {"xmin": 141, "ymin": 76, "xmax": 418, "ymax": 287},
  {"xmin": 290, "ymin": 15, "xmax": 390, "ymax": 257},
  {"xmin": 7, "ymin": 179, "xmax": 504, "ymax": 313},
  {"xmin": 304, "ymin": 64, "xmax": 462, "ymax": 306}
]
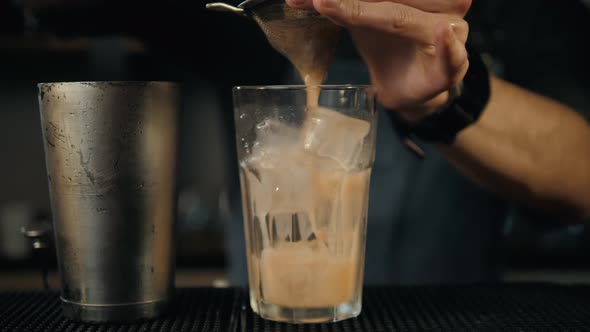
[{"xmin": 439, "ymin": 75, "xmax": 590, "ymax": 221}]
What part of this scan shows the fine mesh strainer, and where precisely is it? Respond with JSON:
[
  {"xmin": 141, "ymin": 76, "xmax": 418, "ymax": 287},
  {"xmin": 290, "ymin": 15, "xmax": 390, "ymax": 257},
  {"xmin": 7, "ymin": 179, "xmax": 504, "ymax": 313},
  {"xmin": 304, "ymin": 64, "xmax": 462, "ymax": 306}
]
[{"xmin": 206, "ymin": 0, "xmax": 341, "ymax": 85}]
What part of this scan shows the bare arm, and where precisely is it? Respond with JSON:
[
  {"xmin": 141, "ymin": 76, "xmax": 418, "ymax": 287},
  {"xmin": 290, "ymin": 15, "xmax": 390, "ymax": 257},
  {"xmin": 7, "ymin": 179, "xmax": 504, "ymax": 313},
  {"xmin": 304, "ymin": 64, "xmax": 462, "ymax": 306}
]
[
  {"xmin": 439, "ymin": 76, "xmax": 590, "ymax": 221},
  {"xmin": 288, "ymin": 0, "xmax": 590, "ymax": 221}
]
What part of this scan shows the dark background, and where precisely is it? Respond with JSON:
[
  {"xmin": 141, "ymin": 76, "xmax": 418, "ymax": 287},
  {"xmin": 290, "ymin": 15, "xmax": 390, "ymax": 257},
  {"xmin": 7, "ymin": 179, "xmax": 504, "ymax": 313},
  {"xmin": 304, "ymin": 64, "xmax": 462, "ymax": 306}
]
[{"xmin": 0, "ymin": 0, "xmax": 589, "ymax": 286}]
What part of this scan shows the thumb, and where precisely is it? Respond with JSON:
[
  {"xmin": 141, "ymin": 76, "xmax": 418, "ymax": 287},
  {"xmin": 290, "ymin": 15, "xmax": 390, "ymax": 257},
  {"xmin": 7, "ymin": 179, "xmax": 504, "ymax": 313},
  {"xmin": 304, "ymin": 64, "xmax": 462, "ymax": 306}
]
[{"xmin": 436, "ymin": 22, "xmax": 469, "ymax": 86}]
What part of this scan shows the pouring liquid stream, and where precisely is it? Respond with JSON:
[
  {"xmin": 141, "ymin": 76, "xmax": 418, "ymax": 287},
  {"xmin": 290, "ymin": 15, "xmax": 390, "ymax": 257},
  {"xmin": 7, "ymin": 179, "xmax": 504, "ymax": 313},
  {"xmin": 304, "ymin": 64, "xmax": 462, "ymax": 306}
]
[{"xmin": 251, "ymin": 3, "xmax": 342, "ymax": 242}]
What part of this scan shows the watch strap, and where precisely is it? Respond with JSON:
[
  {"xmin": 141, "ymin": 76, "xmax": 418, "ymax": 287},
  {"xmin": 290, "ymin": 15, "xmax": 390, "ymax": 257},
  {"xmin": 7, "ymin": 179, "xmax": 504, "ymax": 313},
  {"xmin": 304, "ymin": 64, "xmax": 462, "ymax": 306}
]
[
  {"xmin": 390, "ymin": 45, "xmax": 491, "ymax": 158},
  {"xmin": 409, "ymin": 45, "xmax": 490, "ymax": 144}
]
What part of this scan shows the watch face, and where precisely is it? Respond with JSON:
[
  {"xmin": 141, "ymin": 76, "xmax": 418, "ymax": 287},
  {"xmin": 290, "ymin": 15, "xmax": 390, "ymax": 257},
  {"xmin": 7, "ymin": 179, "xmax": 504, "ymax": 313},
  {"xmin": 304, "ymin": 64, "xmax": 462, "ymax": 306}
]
[{"xmin": 463, "ymin": 46, "xmax": 491, "ymax": 114}]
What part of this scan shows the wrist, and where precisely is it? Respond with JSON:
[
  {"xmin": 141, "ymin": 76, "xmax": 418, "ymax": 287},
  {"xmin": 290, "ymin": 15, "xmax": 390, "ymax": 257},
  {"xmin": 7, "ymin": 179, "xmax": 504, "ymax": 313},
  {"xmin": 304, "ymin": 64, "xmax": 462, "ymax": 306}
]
[
  {"xmin": 393, "ymin": 45, "xmax": 490, "ymax": 149},
  {"xmin": 397, "ymin": 85, "xmax": 461, "ymax": 123}
]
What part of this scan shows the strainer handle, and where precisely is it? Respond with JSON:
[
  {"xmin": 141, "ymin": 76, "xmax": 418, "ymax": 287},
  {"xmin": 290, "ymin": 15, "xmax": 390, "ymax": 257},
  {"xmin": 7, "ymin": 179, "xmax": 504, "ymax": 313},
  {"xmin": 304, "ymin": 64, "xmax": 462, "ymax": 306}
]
[{"xmin": 205, "ymin": 3, "xmax": 247, "ymax": 16}]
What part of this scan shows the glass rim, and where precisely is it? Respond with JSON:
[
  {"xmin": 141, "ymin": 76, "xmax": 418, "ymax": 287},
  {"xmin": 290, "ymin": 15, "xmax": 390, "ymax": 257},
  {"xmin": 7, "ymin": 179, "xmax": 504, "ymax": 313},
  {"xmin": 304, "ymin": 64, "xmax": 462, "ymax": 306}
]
[{"xmin": 233, "ymin": 84, "xmax": 374, "ymax": 91}]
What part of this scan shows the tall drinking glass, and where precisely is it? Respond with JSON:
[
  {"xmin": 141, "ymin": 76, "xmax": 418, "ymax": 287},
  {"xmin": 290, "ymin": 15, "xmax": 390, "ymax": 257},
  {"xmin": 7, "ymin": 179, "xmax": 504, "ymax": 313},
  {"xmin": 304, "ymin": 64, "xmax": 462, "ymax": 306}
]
[{"xmin": 233, "ymin": 85, "xmax": 377, "ymax": 323}]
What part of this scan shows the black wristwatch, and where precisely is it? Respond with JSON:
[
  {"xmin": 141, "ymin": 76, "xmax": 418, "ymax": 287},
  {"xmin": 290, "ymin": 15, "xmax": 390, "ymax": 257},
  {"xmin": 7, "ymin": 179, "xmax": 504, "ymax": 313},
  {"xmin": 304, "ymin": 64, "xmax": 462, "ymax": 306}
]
[{"xmin": 392, "ymin": 45, "xmax": 491, "ymax": 157}]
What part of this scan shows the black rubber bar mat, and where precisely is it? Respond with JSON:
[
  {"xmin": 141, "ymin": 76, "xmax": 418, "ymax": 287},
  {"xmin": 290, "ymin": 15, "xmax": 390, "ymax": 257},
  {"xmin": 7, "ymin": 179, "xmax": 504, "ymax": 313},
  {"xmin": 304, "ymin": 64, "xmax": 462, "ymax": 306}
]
[
  {"xmin": 2, "ymin": 284, "xmax": 590, "ymax": 331},
  {"xmin": 0, "ymin": 288, "xmax": 240, "ymax": 332},
  {"xmin": 240, "ymin": 284, "xmax": 590, "ymax": 331}
]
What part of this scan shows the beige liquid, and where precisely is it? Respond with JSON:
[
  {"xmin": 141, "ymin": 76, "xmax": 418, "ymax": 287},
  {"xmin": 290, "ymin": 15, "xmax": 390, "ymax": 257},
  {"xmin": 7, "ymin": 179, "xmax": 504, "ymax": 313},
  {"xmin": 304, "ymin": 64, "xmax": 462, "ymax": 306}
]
[
  {"xmin": 255, "ymin": 168, "xmax": 370, "ymax": 308},
  {"xmin": 242, "ymin": 148, "xmax": 371, "ymax": 308},
  {"xmin": 257, "ymin": 241, "xmax": 357, "ymax": 308}
]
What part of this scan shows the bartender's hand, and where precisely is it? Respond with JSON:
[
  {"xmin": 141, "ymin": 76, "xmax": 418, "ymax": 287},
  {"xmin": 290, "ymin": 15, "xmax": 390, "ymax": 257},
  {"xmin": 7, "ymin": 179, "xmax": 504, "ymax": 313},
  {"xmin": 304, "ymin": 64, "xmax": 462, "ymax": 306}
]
[{"xmin": 286, "ymin": 0, "xmax": 471, "ymax": 122}]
